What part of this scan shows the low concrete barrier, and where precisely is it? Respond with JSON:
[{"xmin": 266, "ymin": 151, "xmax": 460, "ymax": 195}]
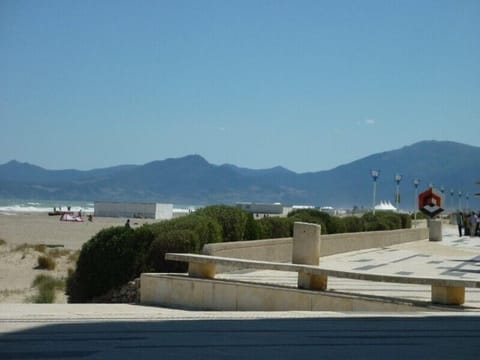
[
  {"xmin": 164, "ymin": 252, "xmax": 477, "ymax": 306},
  {"xmin": 140, "ymin": 273, "xmax": 429, "ymax": 311},
  {"xmin": 203, "ymin": 227, "xmax": 428, "ymax": 268}
]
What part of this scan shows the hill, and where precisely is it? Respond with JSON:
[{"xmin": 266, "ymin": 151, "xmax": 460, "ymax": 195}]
[{"xmin": 0, "ymin": 141, "xmax": 479, "ymax": 210}]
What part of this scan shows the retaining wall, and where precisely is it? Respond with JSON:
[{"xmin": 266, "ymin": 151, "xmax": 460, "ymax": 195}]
[
  {"xmin": 140, "ymin": 273, "xmax": 429, "ymax": 312},
  {"xmin": 202, "ymin": 227, "xmax": 429, "ymax": 272}
]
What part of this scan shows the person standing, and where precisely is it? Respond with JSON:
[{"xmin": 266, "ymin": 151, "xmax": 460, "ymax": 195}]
[
  {"xmin": 470, "ymin": 212, "xmax": 478, "ymax": 237},
  {"xmin": 456, "ymin": 211, "xmax": 464, "ymax": 237}
]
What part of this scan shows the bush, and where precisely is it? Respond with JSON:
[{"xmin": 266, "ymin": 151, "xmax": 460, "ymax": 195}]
[
  {"xmin": 257, "ymin": 217, "xmax": 292, "ymax": 239},
  {"xmin": 148, "ymin": 213, "xmax": 222, "ymax": 251},
  {"xmin": 195, "ymin": 205, "xmax": 248, "ymax": 242},
  {"xmin": 37, "ymin": 255, "xmax": 56, "ymax": 270},
  {"xmin": 341, "ymin": 216, "xmax": 364, "ymax": 233},
  {"xmin": 244, "ymin": 213, "xmax": 261, "ymax": 240},
  {"xmin": 66, "ymin": 215, "xmax": 216, "ymax": 303},
  {"xmin": 327, "ymin": 216, "xmax": 347, "ymax": 234},
  {"xmin": 288, "ymin": 209, "xmax": 331, "ymax": 234},
  {"xmin": 66, "ymin": 226, "xmax": 139, "ymax": 303},
  {"xmin": 146, "ymin": 230, "xmax": 198, "ymax": 273},
  {"xmin": 361, "ymin": 212, "xmax": 407, "ymax": 231}
]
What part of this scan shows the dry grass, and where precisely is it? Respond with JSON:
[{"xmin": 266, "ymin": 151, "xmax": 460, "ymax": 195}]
[
  {"xmin": 68, "ymin": 250, "xmax": 80, "ymax": 263},
  {"xmin": 37, "ymin": 255, "xmax": 56, "ymax": 270},
  {"xmin": 13, "ymin": 243, "xmax": 46, "ymax": 253},
  {"xmin": 0, "ymin": 288, "xmax": 24, "ymax": 297},
  {"xmin": 27, "ymin": 274, "xmax": 65, "ymax": 303},
  {"xmin": 48, "ymin": 248, "xmax": 71, "ymax": 258}
]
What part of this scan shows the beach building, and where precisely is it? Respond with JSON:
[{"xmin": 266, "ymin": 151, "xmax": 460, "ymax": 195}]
[
  {"xmin": 236, "ymin": 202, "xmax": 290, "ymax": 218},
  {"xmin": 94, "ymin": 201, "xmax": 173, "ymax": 220}
]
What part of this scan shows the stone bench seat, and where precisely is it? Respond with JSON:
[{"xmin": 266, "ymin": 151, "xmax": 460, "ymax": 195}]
[{"xmin": 165, "ymin": 252, "xmax": 480, "ymax": 306}]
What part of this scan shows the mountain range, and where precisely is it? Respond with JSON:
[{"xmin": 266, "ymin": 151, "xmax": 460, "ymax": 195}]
[{"xmin": 1, "ymin": 140, "xmax": 479, "ymax": 210}]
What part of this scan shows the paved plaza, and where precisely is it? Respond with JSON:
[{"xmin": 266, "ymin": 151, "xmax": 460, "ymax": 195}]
[{"xmin": 1, "ymin": 224, "xmax": 480, "ymax": 359}]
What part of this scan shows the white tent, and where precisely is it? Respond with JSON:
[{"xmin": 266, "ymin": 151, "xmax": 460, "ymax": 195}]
[{"xmin": 374, "ymin": 201, "xmax": 397, "ymax": 211}]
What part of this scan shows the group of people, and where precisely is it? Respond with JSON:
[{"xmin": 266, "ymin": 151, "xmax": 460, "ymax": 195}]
[{"xmin": 456, "ymin": 211, "xmax": 479, "ymax": 237}]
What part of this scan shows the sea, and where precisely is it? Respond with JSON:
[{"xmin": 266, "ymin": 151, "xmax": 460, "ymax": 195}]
[
  {"xmin": 0, "ymin": 199, "xmax": 200, "ymax": 215},
  {"xmin": 0, "ymin": 199, "xmax": 95, "ymax": 214}
]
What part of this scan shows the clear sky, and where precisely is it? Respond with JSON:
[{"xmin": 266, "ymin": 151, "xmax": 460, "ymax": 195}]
[{"xmin": 1, "ymin": 0, "xmax": 479, "ymax": 173}]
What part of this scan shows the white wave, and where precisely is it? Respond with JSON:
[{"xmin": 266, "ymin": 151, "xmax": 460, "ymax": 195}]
[{"xmin": 0, "ymin": 205, "xmax": 95, "ymax": 213}]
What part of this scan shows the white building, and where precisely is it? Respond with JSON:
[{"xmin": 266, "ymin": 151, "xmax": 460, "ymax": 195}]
[
  {"xmin": 94, "ymin": 201, "xmax": 173, "ymax": 220},
  {"xmin": 236, "ymin": 202, "xmax": 289, "ymax": 218}
]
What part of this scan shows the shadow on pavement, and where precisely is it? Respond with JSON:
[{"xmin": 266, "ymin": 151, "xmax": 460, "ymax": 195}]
[{"xmin": 1, "ymin": 315, "xmax": 480, "ymax": 359}]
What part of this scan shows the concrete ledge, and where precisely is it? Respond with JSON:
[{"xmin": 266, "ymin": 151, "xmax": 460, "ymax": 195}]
[
  {"xmin": 165, "ymin": 252, "xmax": 480, "ymax": 306},
  {"xmin": 202, "ymin": 228, "xmax": 429, "ymax": 268},
  {"xmin": 140, "ymin": 273, "xmax": 435, "ymax": 312}
]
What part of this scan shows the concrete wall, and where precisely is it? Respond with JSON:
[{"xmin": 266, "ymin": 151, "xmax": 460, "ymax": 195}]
[
  {"xmin": 94, "ymin": 202, "xmax": 173, "ymax": 220},
  {"xmin": 140, "ymin": 273, "xmax": 428, "ymax": 312},
  {"xmin": 141, "ymin": 227, "xmax": 430, "ymax": 311},
  {"xmin": 202, "ymin": 227, "xmax": 428, "ymax": 271}
]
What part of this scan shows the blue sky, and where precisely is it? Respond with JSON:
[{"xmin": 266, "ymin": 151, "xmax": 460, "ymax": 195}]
[{"xmin": 1, "ymin": 0, "xmax": 479, "ymax": 173}]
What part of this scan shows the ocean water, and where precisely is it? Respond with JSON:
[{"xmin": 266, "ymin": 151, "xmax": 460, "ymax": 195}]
[
  {"xmin": 0, "ymin": 199, "xmax": 201, "ymax": 215},
  {"xmin": 0, "ymin": 199, "xmax": 95, "ymax": 214}
]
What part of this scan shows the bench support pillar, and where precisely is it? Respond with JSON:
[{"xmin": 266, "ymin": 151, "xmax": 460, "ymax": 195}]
[
  {"xmin": 431, "ymin": 285, "xmax": 465, "ymax": 305},
  {"xmin": 188, "ymin": 262, "xmax": 216, "ymax": 279},
  {"xmin": 293, "ymin": 222, "xmax": 323, "ymax": 290},
  {"xmin": 298, "ymin": 272, "xmax": 328, "ymax": 291}
]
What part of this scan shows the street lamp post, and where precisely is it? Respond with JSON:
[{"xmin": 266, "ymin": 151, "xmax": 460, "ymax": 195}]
[
  {"xmin": 394, "ymin": 174, "xmax": 402, "ymax": 212},
  {"xmin": 466, "ymin": 193, "xmax": 470, "ymax": 211},
  {"xmin": 371, "ymin": 170, "xmax": 380, "ymax": 215},
  {"xmin": 440, "ymin": 186, "xmax": 445, "ymax": 213},
  {"xmin": 413, "ymin": 179, "xmax": 420, "ymax": 223},
  {"xmin": 450, "ymin": 189, "xmax": 454, "ymax": 211},
  {"xmin": 458, "ymin": 190, "xmax": 462, "ymax": 210}
]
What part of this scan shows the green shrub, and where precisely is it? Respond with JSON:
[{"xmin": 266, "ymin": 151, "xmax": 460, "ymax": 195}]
[
  {"xmin": 288, "ymin": 209, "xmax": 331, "ymax": 234},
  {"xmin": 361, "ymin": 212, "xmax": 407, "ymax": 231},
  {"xmin": 66, "ymin": 213, "xmax": 223, "ymax": 303},
  {"xmin": 327, "ymin": 216, "xmax": 347, "ymax": 234},
  {"xmin": 148, "ymin": 213, "xmax": 222, "ymax": 250},
  {"xmin": 399, "ymin": 213, "xmax": 412, "ymax": 228},
  {"xmin": 341, "ymin": 216, "xmax": 364, "ymax": 233},
  {"xmin": 37, "ymin": 255, "xmax": 56, "ymax": 270},
  {"xmin": 244, "ymin": 213, "xmax": 261, "ymax": 240},
  {"xmin": 0, "ymin": 239, "xmax": 6, "ymax": 246},
  {"xmin": 66, "ymin": 226, "xmax": 139, "ymax": 303},
  {"xmin": 146, "ymin": 229, "xmax": 198, "ymax": 273},
  {"xmin": 195, "ymin": 205, "xmax": 248, "ymax": 242},
  {"xmin": 257, "ymin": 217, "xmax": 292, "ymax": 239}
]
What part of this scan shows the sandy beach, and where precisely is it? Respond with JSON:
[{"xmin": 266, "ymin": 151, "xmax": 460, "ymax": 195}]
[{"xmin": 0, "ymin": 212, "xmax": 155, "ymax": 303}]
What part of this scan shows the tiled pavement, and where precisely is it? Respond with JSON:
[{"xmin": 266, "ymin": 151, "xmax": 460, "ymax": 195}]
[{"xmin": 219, "ymin": 224, "xmax": 480, "ymax": 307}]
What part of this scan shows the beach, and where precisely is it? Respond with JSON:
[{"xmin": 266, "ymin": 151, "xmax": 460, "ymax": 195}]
[{"xmin": 0, "ymin": 212, "xmax": 155, "ymax": 303}]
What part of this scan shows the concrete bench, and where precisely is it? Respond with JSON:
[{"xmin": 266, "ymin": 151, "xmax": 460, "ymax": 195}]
[{"xmin": 165, "ymin": 252, "xmax": 480, "ymax": 306}]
